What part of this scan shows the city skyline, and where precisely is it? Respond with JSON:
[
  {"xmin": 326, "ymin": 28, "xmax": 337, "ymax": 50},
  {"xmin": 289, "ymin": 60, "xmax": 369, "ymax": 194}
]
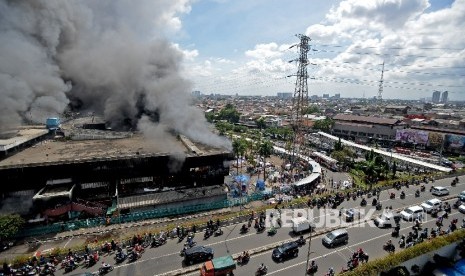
[{"xmin": 173, "ymin": 0, "xmax": 464, "ymax": 101}]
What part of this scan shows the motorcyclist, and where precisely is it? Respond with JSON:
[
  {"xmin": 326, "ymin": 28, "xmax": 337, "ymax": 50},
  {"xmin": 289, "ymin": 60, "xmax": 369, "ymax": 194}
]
[
  {"xmin": 258, "ymin": 263, "xmax": 266, "ymax": 272},
  {"xmin": 400, "ymin": 191, "xmax": 405, "ymax": 198},
  {"xmin": 372, "ymin": 198, "xmax": 377, "ymax": 206},
  {"xmin": 415, "ymin": 190, "xmax": 420, "ymax": 197},
  {"xmin": 421, "ymin": 185, "xmax": 425, "ymax": 192},
  {"xmin": 242, "ymin": 224, "xmax": 247, "ymax": 231},
  {"xmin": 101, "ymin": 261, "xmax": 111, "ymax": 269}
]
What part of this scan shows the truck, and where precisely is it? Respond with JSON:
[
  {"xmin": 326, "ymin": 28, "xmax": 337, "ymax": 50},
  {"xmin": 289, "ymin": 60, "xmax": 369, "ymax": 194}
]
[
  {"xmin": 200, "ymin": 255, "xmax": 236, "ymax": 276},
  {"xmin": 291, "ymin": 217, "xmax": 315, "ymax": 234}
]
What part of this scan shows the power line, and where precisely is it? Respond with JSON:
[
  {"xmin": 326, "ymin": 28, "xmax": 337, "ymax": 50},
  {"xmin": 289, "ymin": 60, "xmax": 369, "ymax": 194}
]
[{"xmin": 312, "ymin": 44, "xmax": 465, "ymax": 51}]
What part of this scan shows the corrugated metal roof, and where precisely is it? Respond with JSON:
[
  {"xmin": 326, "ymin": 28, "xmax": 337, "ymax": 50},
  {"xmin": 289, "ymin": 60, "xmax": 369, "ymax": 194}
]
[{"xmin": 333, "ymin": 114, "xmax": 400, "ymax": 125}]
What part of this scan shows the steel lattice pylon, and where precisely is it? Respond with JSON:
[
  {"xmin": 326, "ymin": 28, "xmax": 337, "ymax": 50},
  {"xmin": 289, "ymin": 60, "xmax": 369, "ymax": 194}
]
[{"xmin": 290, "ymin": 34, "xmax": 311, "ymax": 166}]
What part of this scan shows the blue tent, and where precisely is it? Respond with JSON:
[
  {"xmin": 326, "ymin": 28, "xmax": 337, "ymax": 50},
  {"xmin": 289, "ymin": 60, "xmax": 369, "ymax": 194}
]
[
  {"xmin": 256, "ymin": 179, "xmax": 265, "ymax": 191},
  {"xmin": 234, "ymin": 174, "xmax": 250, "ymax": 183}
]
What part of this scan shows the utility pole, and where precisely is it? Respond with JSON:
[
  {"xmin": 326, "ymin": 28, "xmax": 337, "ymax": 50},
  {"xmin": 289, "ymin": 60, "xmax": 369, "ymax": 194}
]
[{"xmin": 289, "ymin": 34, "xmax": 310, "ymax": 169}]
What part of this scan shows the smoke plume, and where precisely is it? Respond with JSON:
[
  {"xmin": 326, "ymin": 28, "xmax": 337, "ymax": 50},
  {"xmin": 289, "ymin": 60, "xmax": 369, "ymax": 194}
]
[{"xmin": 0, "ymin": 0, "xmax": 231, "ymax": 150}]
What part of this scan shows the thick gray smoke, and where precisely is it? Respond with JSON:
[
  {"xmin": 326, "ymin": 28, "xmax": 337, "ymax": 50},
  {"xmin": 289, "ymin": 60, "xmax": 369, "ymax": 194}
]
[{"xmin": 0, "ymin": 0, "xmax": 231, "ymax": 150}]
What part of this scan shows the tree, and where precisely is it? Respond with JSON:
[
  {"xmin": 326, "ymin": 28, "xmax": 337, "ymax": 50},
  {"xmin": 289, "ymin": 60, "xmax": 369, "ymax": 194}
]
[
  {"xmin": 357, "ymin": 150, "xmax": 389, "ymax": 189},
  {"xmin": 334, "ymin": 137, "xmax": 343, "ymax": 151},
  {"xmin": 258, "ymin": 139, "xmax": 274, "ymax": 181},
  {"xmin": 232, "ymin": 138, "xmax": 247, "ymax": 174},
  {"xmin": 312, "ymin": 118, "xmax": 334, "ymax": 132},
  {"xmin": 217, "ymin": 104, "xmax": 240, "ymax": 123},
  {"xmin": 0, "ymin": 214, "xmax": 24, "ymax": 240},
  {"xmin": 255, "ymin": 117, "xmax": 267, "ymax": 130},
  {"xmin": 303, "ymin": 105, "xmax": 320, "ymax": 114}
]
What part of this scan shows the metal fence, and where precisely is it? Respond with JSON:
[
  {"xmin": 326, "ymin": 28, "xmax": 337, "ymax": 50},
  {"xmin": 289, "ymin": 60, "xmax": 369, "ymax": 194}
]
[{"xmin": 15, "ymin": 193, "xmax": 267, "ymax": 238}]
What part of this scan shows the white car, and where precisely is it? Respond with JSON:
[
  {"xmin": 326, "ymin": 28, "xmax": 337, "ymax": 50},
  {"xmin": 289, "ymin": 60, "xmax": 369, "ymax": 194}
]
[
  {"xmin": 431, "ymin": 186, "xmax": 450, "ymax": 196},
  {"xmin": 421, "ymin": 198, "xmax": 442, "ymax": 213},
  {"xmin": 459, "ymin": 204, "xmax": 465, "ymax": 214},
  {"xmin": 400, "ymin": 206, "xmax": 424, "ymax": 221}
]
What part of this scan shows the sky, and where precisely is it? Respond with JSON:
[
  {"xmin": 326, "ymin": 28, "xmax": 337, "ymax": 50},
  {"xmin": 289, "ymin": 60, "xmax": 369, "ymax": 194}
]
[{"xmin": 167, "ymin": 0, "xmax": 465, "ymax": 100}]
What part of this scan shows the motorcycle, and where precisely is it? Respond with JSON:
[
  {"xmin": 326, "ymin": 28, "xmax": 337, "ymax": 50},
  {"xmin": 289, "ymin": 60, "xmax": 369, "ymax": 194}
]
[
  {"xmin": 99, "ymin": 265, "xmax": 114, "ymax": 275},
  {"xmin": 372, "ymin": 198, "xmax": 377, "ymax": 206},
  {"xmin": 256, "ymin": 265, "xmax": 268, "ymax": 275},
  {"xmin": 240, "ymin": 225, "xmax": 249, "ymax": 234},
  {"xmin": 204, "ymin": 229, "xmax": 213, "ymax": 239},
  {"xmin": 452, "ymin": 180, "xmax": 457, "ymax": 187},
  {"xmin": 128, "ymin": 251, "xmax": 141, "ymax": 262},
  {"xmin": 296, "ymin": 236, "xmax": 306, "ymax": 246},
  {"xmin": 400, "ymin": 192, "xmax": 406, "ymax": 199},
  {"xmin": 151, "ymin": 237, "xmax": 166, "ymax": 247},
  {"xmin": 376, "ymin": 203, "xmax": 382, "ymax": 211},
  {"xmin": 415, "ymin": 191, "xmax": 420, "ymax": 197},
  {"xmin": 237, "ymin": 254, "xmax": 250, "ymax": 265},
  {"xmin": 267, "ymin": 227, "xmax": 277, "ymax": 236},
  {"xmin": 383, "ymin": 243, "xmax": 395, "ymax": 253},
  {"xmin": 307, "ymin": 264, "xmax": 318, "ymax": 274},
  {"xmin": 421, "ymin": 185, "xmax": 426, "ymax": 192},
  {"xmin": 360, "ymin": 199, "xmax": 367, "ymax": 207},
  {"xmin": 64, "ymin": 263, "xmax": 77, "ymax": 273},
  {"xmin": 215, "ymin": 228, "xmax": 223, "ymax": 236},
  {"xmin": 390, "ymin": 193, "xmax": 395, "ymax": 199},
  {"xmin": 114, "ymin": 252, "xmax": 127, "ymax": 263}
]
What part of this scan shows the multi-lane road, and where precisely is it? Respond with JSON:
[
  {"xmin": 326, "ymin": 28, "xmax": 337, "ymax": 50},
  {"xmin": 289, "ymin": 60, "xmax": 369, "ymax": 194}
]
[{"xmin": 54, "ymin": 175, "xmax": 465, "ymax": 276}]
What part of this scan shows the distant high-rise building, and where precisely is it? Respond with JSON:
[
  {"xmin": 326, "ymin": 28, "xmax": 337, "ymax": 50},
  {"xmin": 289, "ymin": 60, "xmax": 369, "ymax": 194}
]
[
  {"xmin": 334, "ymin": 93, "xmax": 341, "ymax": 99},
  {"xmin": 441, "ymin": 91, "xmax": 448, "ymax": 103},
  {"xmin": 432, "ymin": 91, "xmax": 441, "ymax": 103},
  {"xmin": 277, "ymin": 92, "xmax": 292, "ymax": 99},
  {"xmin": 192, "ymin": 90, "xmax": 201, "ymax": 97},
  {"xmin": 322, "ymin": 94, "xmax": 329, "ymax": 99},
  {"xmin": 310, "ymin": 95, "xmax": 318, "ymax": 101}
]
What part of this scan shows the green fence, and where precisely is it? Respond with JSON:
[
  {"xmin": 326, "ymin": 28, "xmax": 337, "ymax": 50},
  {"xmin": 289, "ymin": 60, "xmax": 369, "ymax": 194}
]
[{"xmin": 15, "ymin": 193, "xmax": 267, "ymax": 239}]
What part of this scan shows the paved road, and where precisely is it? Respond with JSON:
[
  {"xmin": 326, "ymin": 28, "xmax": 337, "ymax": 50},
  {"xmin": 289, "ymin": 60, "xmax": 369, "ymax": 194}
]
[{"xmin": 52, "ymin": 175, "xmax": 465, "ymax": 276}]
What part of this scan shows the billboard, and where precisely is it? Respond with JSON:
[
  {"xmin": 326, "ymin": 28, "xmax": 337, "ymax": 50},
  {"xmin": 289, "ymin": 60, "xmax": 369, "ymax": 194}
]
[
  {"xmin": 428, "ymin": 132, "xmax": 444, "ymax": 147},
  {"xmin": 395, "ymin": 129, "xmax": 429, "ymax": 145},
  {"xmin": 445, "ymin": 134, "xmax": 465, "ymax": 149}
]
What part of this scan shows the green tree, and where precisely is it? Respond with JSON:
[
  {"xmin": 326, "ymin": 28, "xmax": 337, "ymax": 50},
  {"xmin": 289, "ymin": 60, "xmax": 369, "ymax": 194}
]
[
  {"xmin": 217, "ymin": 104, "xmax": 241, "ymax": 123},
  {"xmin": 0, "ymin": 214, "xmax": 24, "ymax": 240},
  {"xmin": 232, "ymin": 138, "xmax": 247, "ymax": 174},
  {"xmin": 312, "ymin": 118, "xmax": 334, "ymax": 132},
  {"xmin": 255, "ymin": 117, "xmax": 267, "ymax": 130},
  {"xmin": 303, "ymin": 105, "xmax": 320, "ymax": 114},
  {"xmin": 357, "ymin": 150, "xmax": 389, "ymax": 189},
  {"xmin": 258, "ymin": 140, "xmax": 274, "ymax": 180}
]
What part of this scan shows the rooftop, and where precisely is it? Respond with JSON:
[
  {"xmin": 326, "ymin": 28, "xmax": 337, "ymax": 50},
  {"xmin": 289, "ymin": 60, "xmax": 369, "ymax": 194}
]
[
  {"xmin": 0, "ymin": 130, "xmax": 228, "ymax": 168},
  {"xmin": 333, "ymin": 114, "xmax": 400, "ymax": 125}
]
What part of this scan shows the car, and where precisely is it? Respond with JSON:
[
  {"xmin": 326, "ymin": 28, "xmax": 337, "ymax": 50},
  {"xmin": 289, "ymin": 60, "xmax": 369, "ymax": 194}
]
[
  {"xmin": 184, "ymin": 246, "xmax": 214, "ymax": 265},
  {"xmin": 459, "ymin": 191, "xmax": 465, "ymax": 201},
  {"xmin": 343, "ymin": 208, "xmax": 359, "ymax": 222},
  {"xmin": 400, "ymin": 206, "xmax": 424, "ymax": 221},
  {"xmin": 421, "ymin": 198, "xmax": 442, "ymax": 213},
  {"xmin": 374, "ymin": 212, "xmax": 402, "ymax": 228},
  {"xmin": 272, "ymin": 241, "xmax": 299, "ymax": 262},
  {"xmin": 459, "ymin": 204, "xmax": 465, "ymax": 214},
  {"xmin": 322, "ymin": 229, "xmax": 349, "ymax": 248},
  {"xmin": 432, "ymin": 186, "xmax": 450, "ymax": 196}
]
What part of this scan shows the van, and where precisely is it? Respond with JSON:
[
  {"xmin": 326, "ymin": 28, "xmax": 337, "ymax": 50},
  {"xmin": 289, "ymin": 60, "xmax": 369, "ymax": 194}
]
[
  {"xmin": 322, "ymin": 229, "xmax": 348, "ymax": 248},
  {"xmin": 400, "ymin": 206, "xmax": 424, "ymax": 221},
  {"xmin": 291, "ymin": 217, "xmax": 315, "ymax": 234}
]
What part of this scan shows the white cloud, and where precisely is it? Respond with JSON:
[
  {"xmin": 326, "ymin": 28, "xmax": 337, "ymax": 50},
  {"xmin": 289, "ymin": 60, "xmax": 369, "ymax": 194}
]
[{"xmin": 245, "ymin": 43, "xmax": 283, "ymax": 59}]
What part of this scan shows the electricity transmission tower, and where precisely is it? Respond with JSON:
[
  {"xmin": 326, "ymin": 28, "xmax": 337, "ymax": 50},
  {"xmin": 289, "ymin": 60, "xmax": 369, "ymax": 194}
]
[
  {"xmin": 289, "ymin": 34, "xmax": 310, "ymax": 167},
  {"xmin": 289, "ymin": 34, "xmax": 313, "ymax": 276},
  {"xmin": 377, "ymin": 61, "xmax": 385, "ymax": 102}
]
